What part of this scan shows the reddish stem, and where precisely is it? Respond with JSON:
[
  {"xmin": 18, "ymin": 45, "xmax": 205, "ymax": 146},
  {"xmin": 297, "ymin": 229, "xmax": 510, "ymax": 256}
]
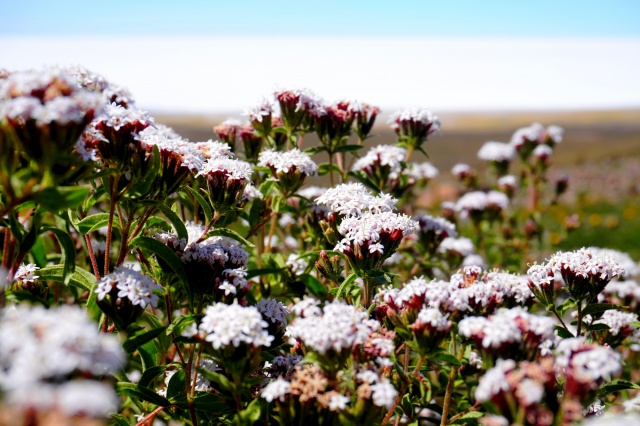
[{"xmin": 85, "ymin": 235, "xmax": 101, "ymax": 280}]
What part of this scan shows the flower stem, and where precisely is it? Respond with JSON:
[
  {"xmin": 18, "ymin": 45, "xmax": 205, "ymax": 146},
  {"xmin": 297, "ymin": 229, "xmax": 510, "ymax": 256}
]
[
  {"xmin": 104, "ymin": 176, "xmax": 118, "ymax": 276},
  {"xmin": 135, "ymin": 406, "xmax": 165, "ymax": 426},
  {"xmin": 84, "ymin": 234, "xmax": 100, "ymax": 280},
  {"xmin": 446, "ymin": 403, "xmax": 480, "ymax": 425},
  {"xmin": 441, "ymin": 344, "xmax": 465, "ymax": 426},
  {"xmin": 576, "ymin": 299, "xmax": 583, "ymax": 336}
]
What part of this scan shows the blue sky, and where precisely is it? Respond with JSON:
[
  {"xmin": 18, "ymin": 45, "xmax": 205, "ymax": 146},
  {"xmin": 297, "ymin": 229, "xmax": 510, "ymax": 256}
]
[{"xmin": 3, "ymin": 0, "xmax": 640, "ymax": 37}]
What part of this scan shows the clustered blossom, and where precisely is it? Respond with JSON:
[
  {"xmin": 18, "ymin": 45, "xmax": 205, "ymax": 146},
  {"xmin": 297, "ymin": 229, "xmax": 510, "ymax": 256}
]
[
  {"xmin": 286, "ymin": 253, "xmax": 308, "ymax": 275},
  {"xmin": 257, "ymin": 297, "xmax": 290, "ymax": 326},
  {"xmin": 258, "ymin": 148, "xmax": 318, "ymax": 195},
  {"xmin": 335, "ymin": 210, "xmax": 419, "ymax": 270},
  {"xmin": 352, "ymin": 145, "xmax": 406, "ymax": 179},
  {"xmin": 315, "ymin": 182, "xmax": 397, "ymax": 217},
  {"xmin": 414, "ymin": 214, "xmax": 458, "ymax": 252},
  {"xmin": 591, "ymin": 310, "xmax": 638, "ymax": 345},
  {"xmin": 0, "ymin": 68, "xmax": 104, "ymax": 165},
  {"xmin": 0, "ymin": 305, "xmax": 124, "ymax": 417},
  {"xmin": 459, "ymin": 307, "xmax": 555, "ymax": 360},
  {"xmin": 475, "ymin": 358, "xmax": 557, "ymax": 424},
  {"xmin": 455, "ymin": 190, "xmax": 510, "ymax": 221},
  {"xmin": 405, "ymin": 161, "xmax": 439, "ymax": 182},
  {"xmin": 13, "ymin": 263, "xmax": 40, "ymax": 285},
  {"xmin": 555, "ymin": 338, "xmax": 622, "ymax": 400},
  {"xmin": 510, "ymin": 123, "xmax": 563, "ymax": 160},
  {"xmin": 95, "ymin": 266, "xmax": 162, "ymax": 308},
  {"xmin": 197, "ymin": 156, "xmax": 254, "ymax": 211},
  {"xmin": 588, "ymin": 247, "xmax": 639, "ymax": 279},
  {"xmin": 287, "ymin": 300, "xmax": 380, "ymax": 356},
  {"xmin": 154, "ymin": 222, "xmax": 249, "ymax": 301},
  {"xmin": 477, "ymin": 141, "xmax": 516, "ymax": 162},
  {"xmin": 69, "ymin": 65, "xmax": 134, "ymax": 107},
  {"xmin": 529, "ymin": 248, "xmax": 624, "ymax": 301},
  {"xmin": 390, "ymin": 107, "xmax": 441, "ymax": 148},
  {"xmin": 199, "ymin": 303, "xmax": 274, "ymax": 349}
]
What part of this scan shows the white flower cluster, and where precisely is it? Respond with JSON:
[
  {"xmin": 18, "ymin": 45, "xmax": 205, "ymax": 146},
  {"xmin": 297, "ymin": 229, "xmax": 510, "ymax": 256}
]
[
  {"xmin": 257, "ymin": 298, "xmax": 290, "ymax": 326},
  {"xmin": 258, "ymin": 148, "xmax": 318, "ymax": 177},
  {"xmin": 455, "ymin": 190, "xmax": 510, "ymax": 213},
  {"xmin": 438, "ymin": 237, "xmax": 475, "ymax": 257},
  {"xmin": 542, "ymin": 248, "xmax": 624, "ymax": 284},
  {"xmin": 137, "ymin": 133, "xmax": 204, "ymax": 172},
  {"xmin": 406, "ymin": 162, "xmax": 439, "ymax": 181},
  {"xmin": 287, "ymin": 301, "xmax": 380, "ymax": 355},
  {"xmin": 497, "ymin": 174, "xmax": 517, "ymax": 189},
  {"xmin": 315, "ymin": 182, "xmax": 397, "ymax": 217},
  {"xmin": 351, "ymin": 145, "xmax": 407, "ymax": 179},
  {"xmin": 588, "ymin": 247, "xmax": 639, "ymax": 278},
  {"xmin": 415, "ymin": 215, "xmax": 457, "ymax": 237},
  {"xmin": 459, "ymin": 307, "xmax": 555, "ymax": 350},
  {"xmin": 336, "ymin": 211, "xmax": 419, "ymax": 250},
  {"xmin": 510, "ymin": 123, "xmax": 563, "ymax": 147},
  {"xmin": 485, "ymin": 271, "xmax": 534, "ymax": 304},
  {"xmin": 555, "ymin": 338, "xmax": 622, "ymax": 382},
  {"xmin": 0, "ymin": 305, "xmax": 124, "ymax": 416},
  {"xmin": 474, "ymin": 359, "xmax": 515, "ymax": 402},
  {"xmin": 13, "ymin": 263, "xmax": 40, "ymax": 284},
  {"xmin": 593, "ymin": 310, "xmax": 638, "ymax": 335},
  {"xmin": 390, "ymin": 107, "xmax": 441, "ymax": 134},
  {"xmin": 286, "ymin": 253, "xmax": 308, "ymax": 275},
  {"xmin": 0, "ymin": 68, "xmax": 103, "ymax": 125},
  {"xmin": 69, "ymin": 65, "xmax": 135, "ymax": 107},
  {"xmin": 197, "ymin": 156, "xmax": 254, "ymax": 182},
  {"xmin": 414, "ymin": 307, "xmax": 451, "ymax": 331},
  {"xmin": 604, "ymin": 280, "xmax": 640, "ymax": 303},
  {"xmin": 199, "ymin": 303, "xmax": 274, "ymax": 349},
  {"xmin": 96, "ymin": 102, "xmax": 153, "ymax": 131},
  {"xmin": 261, "ymin": 378, "xmax": 291, "ymax": 402},
  {"xmin": 477, "ymin": 141, "xmax": 516, "ymax": 162},
  {"xmin": 243, "ymin": 97, "xmax": 274, "ymax": 122},
  {"xmin": 95, "ymin": 266, "xmax": 162, "ymax": 308}
]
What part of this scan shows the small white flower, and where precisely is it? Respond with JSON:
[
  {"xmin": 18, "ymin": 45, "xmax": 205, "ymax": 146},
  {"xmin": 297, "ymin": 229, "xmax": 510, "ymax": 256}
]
[{"xmin": 261, "ymin": 378, "xmax": 290, "ymax": 402}]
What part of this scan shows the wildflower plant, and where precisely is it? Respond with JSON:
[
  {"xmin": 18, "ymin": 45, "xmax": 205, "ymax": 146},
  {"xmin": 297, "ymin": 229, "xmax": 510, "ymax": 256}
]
[{"xmin": 1, "ymin": 65, "xmax": 639, "ymax": 426}]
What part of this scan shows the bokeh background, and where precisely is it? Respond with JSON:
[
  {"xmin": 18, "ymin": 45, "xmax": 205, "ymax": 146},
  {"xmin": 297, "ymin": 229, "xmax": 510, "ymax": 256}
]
[{"xmin": 2, "ymin": 0, "xmax": 640, "ymax": 254}]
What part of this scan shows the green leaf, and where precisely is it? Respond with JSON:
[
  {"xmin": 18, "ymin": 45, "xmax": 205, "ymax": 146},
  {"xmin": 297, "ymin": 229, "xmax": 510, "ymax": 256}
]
[
  {"xmin": 434, "ymin": 352, "xmax": 461, "ymax": 366},
  {"xmin": 554, "ymin": 325, "xmax": 575, "ymax": 339},
  {"xmin": 630, "ymin": 321, "xmax": 640, "ymax": 330},
  {"xmin": 305, "ymin": 146, "xmax": 328, "ymax": 155},
  {"xmin": 299, "ymin": 273, "xmax": 326, "ymax": 298},
  {"xmin": 196, "ymin": 368, "xmax": 234, "ymax": 394},
  {"xmin": 41, "ymin": 226, "xmax": 76, "ymax": 284},
  {"xmin": 115, "ymin": 382, "xmax": 170, "ymax": 407},
  {"xmin": 158, "ymin": 204, "xmax": 188, "ymax": 241},
  {"xmin": 457, "ymin": 411, "xmax": 484, "ymax": 421},
  {"xmin": 334, "ymin": 144, "xmax": 365, "ymax": 153},
  {"xmin": 587, "ymin": 323, "xmax": 611, "ymax": 331},
  {"xmin": 38, "ymin": 264, "xmax": 96, "ymax": 292},
  {"xmin": 318, "ymin": 163, "xmax": 341, "ymax": 176},
  {"xmin": 33, "ymin": 186, "xmax": 91, "ymax": 212},
  {"xmin": 166, "ymin": 368, "xmax": 186, "ymax": 401},
  {"xmin": 72, "ymin": 213, "xmax": 115, "ymax": 235},
  {"xmin": 110, "ymin": 414, "xmax": 131, "ymax": 426},
  {"xmin": 336, "ymin": 273, "xmax": 357, "ymax": 299},
  {"xmin": 166, "ymin": 314, "xmax": 196, "ymax": 336},
  {"xmin": 185, "ymin": 187, "xmax": 212, "ymax": 225},
  {"xmin": 130, "ymin": 144, "xmax": 160, "ymax": 198},
  {"xmin": 245, "ymin": 267, "xmax": 284, "ymax": 279},
  {"xmin": 598, "ymin": 380, "xmax": 640, "ymax": 398},
  {"xmin": 82, "ymin": 185, "xmax": 106, "ymax": 213},
  {"xmin": 138, "ymin": 365, "xmax": 167, "ymax": 389},
  {"xmin": 123, "ymin": 326, "xmax": 168, "ymax": 353},
  {"xmin": 129, "ymin": 236, "xmax": 187, "ymax": 286},
  {"xmin": 582, "ymin": 303, "xmax": 618, "ymax": 315},
  {"xmin": 209, "ymin": 227, "xmax": 255, "ymax": 248}
]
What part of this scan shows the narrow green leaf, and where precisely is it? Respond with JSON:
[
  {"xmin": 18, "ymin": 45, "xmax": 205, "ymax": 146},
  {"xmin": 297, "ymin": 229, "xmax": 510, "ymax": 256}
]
[
  {"xmin": 123, "ymin": 326, "xmax": 168, "ymax": 353},
  {"xmin": 34, "ymin": 186, "xmax": 91, "ymax": 212},
  {"xmin": 41, "ymin": 226, "xmax": 76, "ymax": 284},
  {"xmin": 434, "ymin": 352, "xmax": 462, "ymax": 366},
  {"xmin": 38, "ymin": 264, "xmax": 96, "ymax": 292},
  {"xmin": 138, "ymin": 365, "xmax": 167, "ymax": 389},
  {"xmin": 598, "ymin": 380, "xmax": 640, "ymax": 398},
  {"xmin": 129, "ymin": 236, "xmax": 187, "ymax": 286},
  {"xmin": 166, "ymin": 314, "xmax": 196, "ymax": 336},
  {"xmin": 582, "ymin": 303, "xmax": 618, "ymax": 316},
  {"xmin": 115, "ymin": 382, "xmax": 170, "ymax": 407},
  {"xmin": 554, "ymin": 325, "xmax": 575, "ymax": 339},
  {"xmin": 244, "ymin": 267, "xmax": 284, "ymax": 279},
  {"xmin": 166, "ymin": 368, "xmax": 186, "ymax": 401},
  {"xmin": 72, "ymin": 213, "xmax": 114, "ymax": 235},
  {"xmin": 185, "ymin": 187, "xmax": 212, "ymax": 225},
  {"xmin": 305, "ymin": 146, "xmax": 328, "ymax": 155},
  {"xmin": 196, "ymin": 368, "xmax": 235, "ymax": 394},
  {"xmin": 209, "ymin": 227, "xmax": 255, "ymax": 248},
  {"xmin": 299, "ymin": 273, "xmax": 326, "ymax": 298},
  {"xmin": 336, "ymin": 273, "xmax": 357, "ymax": 299},
  {"xmin": 158, "ymin": 204, "xmax": 188, "ymax": 241},
  {"xmin": 334, "ymin": 144, "xmax": 365, "ymax": 153},
  {"xmin": 317, "ymin": 163, "xmax": 341, "ymax": 176}
]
